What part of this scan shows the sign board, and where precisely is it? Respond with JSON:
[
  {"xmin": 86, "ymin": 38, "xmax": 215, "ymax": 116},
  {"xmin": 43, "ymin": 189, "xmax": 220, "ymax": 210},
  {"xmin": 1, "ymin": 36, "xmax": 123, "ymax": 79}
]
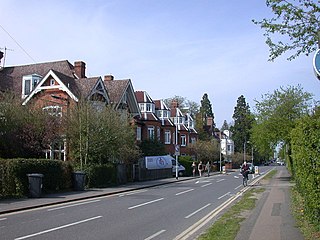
[
  {"xmin": 174, "ymin": 144, "xmax": 180, "ymax": 156},
  {"xmin": 145, "ymin": 155, "xmax": 173, "ymax": 170},
  {"xmin": 313, "ymin": 49, "xmax": 320, "ymax": 80},
  {"xmin": 255, "ymin": 166, "xmax": 259, "ymax": 175}
]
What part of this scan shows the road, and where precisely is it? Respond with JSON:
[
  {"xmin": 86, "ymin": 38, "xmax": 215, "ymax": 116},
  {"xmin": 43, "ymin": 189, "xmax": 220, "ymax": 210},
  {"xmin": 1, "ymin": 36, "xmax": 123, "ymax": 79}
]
[{"xmin": 1, "ymin": 166, "xmax": 272, "ymax": 240}]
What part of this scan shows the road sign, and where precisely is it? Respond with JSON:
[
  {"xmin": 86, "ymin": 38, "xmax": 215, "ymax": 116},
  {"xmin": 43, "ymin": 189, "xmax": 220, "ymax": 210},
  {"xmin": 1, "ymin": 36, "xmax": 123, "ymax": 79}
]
[
  {"xmin": 175, "ymin": 144, "xmax": 180, "ymax": 156},
  {"xmin": 313, "ymin": 49, "xmax": 320, "ymax": 81}
]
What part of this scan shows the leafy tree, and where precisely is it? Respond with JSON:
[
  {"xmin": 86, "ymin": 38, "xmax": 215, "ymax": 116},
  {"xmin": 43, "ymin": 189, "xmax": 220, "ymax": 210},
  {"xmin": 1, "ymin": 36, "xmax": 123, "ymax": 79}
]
[
  {"xmin": 138, "ymin": 139, "xmax": 166, "ymax": 156},
  {"xmin": 251, "ymin": 85, "xmax": 314, "ymax": 174},
  {"xmin": 164, "ymin": 95, "xmax": 199, "ymax": 116},
  {"xmin": 253, "ymin": 0, "xmax": 320, "ymax": 61},
  {"xmin": 188, "ymin": 139, "xmax": 220, "ymax": 164},
  {"xmin": 68, "ymin": 101, "xmax": 140, "ymax": 167},
  {"xmin": 230, "ymin": 95, "xmax": 254, "ymax": 153}
]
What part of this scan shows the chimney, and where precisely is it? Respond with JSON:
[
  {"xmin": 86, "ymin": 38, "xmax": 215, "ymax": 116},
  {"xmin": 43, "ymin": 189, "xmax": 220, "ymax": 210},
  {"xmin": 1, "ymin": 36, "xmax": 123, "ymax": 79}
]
[
  {"xmin": 104, "ymin": 75, "xmax": 114, "ymax": 81},
  {"xmin": 74, "ymin": 61, "xmax": 86, "ymax": 78},
  {"xmin": 171, "ymin": 100, "xmax": 178, "ymax": 108}
]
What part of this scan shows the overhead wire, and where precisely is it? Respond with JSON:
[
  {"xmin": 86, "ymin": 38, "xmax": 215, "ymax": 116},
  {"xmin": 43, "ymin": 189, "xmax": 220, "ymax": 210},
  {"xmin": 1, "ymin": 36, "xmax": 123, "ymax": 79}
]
[{"xmin": 0, "ymin": 24, "xmax": 37, "ymax": 63}]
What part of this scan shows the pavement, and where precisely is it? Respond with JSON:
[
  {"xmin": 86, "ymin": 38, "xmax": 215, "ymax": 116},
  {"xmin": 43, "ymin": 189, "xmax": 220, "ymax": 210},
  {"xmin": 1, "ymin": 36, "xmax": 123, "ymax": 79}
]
[{"xmin": 0, "ymin": 168, "xmax": 304, "ymax": 240}]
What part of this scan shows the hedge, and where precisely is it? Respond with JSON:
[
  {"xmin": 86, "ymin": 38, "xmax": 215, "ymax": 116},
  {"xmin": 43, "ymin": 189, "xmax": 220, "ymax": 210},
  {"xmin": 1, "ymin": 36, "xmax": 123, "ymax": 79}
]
[
  {"xmin": 0, "ymin": 159, "xmax": 73, "ymax": 198},
  {"xmin": 83, "ymin": 163, "xmax": 117, "ymax": 188},
  {"xmin": 291, "ymin": 114, "xmax": 320, "ymax": 228}
]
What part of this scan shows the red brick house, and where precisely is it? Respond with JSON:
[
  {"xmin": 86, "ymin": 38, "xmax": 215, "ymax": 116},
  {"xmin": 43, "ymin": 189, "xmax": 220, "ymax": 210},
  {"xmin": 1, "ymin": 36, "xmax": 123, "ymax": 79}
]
[{"xmin": 0, "ymin": 60, "xmax": 140, "ymax": 160}]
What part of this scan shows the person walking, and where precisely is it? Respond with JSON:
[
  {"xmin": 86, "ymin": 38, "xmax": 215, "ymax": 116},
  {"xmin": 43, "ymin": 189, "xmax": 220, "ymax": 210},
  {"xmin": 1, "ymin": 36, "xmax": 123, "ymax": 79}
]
[
  {"xmin": 206, "ymin": 161, "xmax": 211, "ymax": 177},
  {"xmin": 198, "ymin": 161, "xmax": 203, "ymax": 177},
  {"xmin": 191, "ymin": 162, "xmax": 197, "ymax": 177}
]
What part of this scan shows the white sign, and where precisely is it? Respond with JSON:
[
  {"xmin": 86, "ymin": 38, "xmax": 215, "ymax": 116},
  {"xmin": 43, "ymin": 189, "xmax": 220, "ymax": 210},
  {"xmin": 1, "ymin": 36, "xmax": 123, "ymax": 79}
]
[
  {"xmin": 145, "ymin": 155, "xmax": 173, "ymax": 170},
  {"xmin": 255, "ymin": 166, "xmax": 259, "ymax": 175},
  {"xmin": 313, "ymin": 49, "xmax": 320, "ymax": 80}
]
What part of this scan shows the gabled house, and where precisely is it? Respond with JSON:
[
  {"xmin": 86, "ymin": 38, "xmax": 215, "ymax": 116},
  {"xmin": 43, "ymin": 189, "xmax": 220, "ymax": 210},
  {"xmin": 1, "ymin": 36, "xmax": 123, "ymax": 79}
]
[
  {"xmin": 0, "ymin": 60, "xmax": 140, "ymax": 160},
  {"xmin": 154, "ymin": 99, "xmax": 175, "ymax": 154},
  {"xmin": 134, "ymin": 91, "xmax": 162, "ymax": 143},
  {"xmin": 170, "ymin": 101, "xmax": 198, "ymax": 156}
]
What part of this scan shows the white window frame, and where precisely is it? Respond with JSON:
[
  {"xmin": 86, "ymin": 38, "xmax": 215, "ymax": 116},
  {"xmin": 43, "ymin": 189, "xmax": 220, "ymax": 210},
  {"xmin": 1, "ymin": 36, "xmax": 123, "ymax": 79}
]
[
  {"xmin": 43, "ymin": 105, "xmax": 62, "ymax": 117},
  {"xmin": 181, "ymin": 135, "xmax": 186, "ymax": 146},
  {"xmin": 147, "ymin": 126, "xmax": 154, "ymax": 140},
  {"xmin": 136, "ymin": 127, "xmax": 141, "ymax": 141},
  {"xmin": 164, "ymin": 130, "xmax": 171, "ymax": 144}
]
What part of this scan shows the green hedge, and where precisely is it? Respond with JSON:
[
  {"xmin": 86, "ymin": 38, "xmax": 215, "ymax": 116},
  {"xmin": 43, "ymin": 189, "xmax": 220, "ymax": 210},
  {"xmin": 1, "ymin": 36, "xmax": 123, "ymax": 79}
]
[
  {"xmin": 83, "ymin": 164, "xmax": 116, "ymax": 188},
  {"xmin": 0, "ymin": 159, "xmax": 73, "ymax": 198},
  {"xmin": 178, "ymin": 156, "xmax": 195, "ymax": 176},
  {"xmin": 291, "ymin": 114, "xmax": 320, "ymax": 228}
]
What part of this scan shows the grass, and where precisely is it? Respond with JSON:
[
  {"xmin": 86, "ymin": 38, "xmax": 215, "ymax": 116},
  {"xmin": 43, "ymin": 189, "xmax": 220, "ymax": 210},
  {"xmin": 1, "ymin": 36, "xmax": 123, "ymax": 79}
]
[
  {"xmin": 290, "ymin": 186, "xmax": 320, "ymax": 240},
  {"xmin": 198, "ymin": 188, "xmax": 265, "ymax": 240}
]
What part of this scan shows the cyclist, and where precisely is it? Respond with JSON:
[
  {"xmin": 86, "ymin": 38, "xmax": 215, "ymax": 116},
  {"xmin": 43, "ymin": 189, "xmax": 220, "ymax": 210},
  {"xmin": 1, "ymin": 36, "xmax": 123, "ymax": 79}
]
[{"xmin": 241, "ymin": 161, "xmax": 249, "ymax": 181}]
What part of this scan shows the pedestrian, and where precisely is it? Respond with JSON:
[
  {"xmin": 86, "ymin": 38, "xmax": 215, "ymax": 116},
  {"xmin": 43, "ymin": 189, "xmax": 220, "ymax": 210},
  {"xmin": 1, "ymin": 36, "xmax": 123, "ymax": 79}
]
[
  {"xmin": 191, "ymin": 162, "xmax": 197, "ymax": 177},
  {"xmin": 206, "ymin": 161, "xmax": 211, "ymax": 177},
  {"xmin": 198, "ymin": 161, "xmax": 203, "ymax": 177}
]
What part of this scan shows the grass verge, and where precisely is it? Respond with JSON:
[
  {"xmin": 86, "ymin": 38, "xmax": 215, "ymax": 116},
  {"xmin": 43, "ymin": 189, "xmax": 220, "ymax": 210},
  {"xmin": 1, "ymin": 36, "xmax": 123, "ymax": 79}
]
[
  {"xmin": 291, "ymin": 186, "xmax": 320, "ymax": 240},
  {"xmin": 198, "ymin": 187, "xmax": 265, "ymax": 240}
]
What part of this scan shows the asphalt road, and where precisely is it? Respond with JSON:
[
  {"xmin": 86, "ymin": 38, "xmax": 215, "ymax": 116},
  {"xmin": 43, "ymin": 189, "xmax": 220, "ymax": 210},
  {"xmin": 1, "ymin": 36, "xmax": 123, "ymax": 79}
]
[{"xmin": 1, "ymin": 166, "xmax": 271, "ymax": 240}]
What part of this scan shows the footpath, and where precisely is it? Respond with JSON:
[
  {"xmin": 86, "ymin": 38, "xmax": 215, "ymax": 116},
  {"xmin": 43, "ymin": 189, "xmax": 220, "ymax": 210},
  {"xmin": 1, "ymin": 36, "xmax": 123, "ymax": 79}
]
[
  {"xmin": 0, "ymin": 168, "xmax": 304, "ymax": 240},
  {"xmin": 236, "ymin": 167, "xmax": 304, "ymax": 240}
]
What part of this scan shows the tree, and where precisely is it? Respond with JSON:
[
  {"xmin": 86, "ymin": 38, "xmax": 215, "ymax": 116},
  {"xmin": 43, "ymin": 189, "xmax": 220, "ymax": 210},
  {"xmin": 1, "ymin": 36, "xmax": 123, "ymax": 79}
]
[
  {"xmin": 68, "ymin": 101, "xmax": 140, "ymax": 167},
  {"xmin": 251, "ymin": 85, "xmax": 314, "ymax": 174},
  {"xmin": 221, "ymin": 120, "xmax": 229, "ymax": 131},
  {"xmin": 164, "ymin": 95, "xmax": 199, "ymax": 116},
  {"xmin": 230, "ymin": 95, "xmax": 254, "ymax": 153},
  {"xmin": 253, "ymin": 0, "xmax": 320, "ymax": 61},
  {"xmin": 188, "ymin": 139, "xmax": 220, "ymax": 164},
  {"xmin": 196, "ymin": 93, "xmax": 215, "ymax": 140}
]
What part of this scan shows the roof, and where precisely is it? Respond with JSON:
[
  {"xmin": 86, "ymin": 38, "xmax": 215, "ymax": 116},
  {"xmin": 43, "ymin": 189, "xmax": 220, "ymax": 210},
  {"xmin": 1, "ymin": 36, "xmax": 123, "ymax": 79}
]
[
  {"xmin": 104, "ymin": 79, "xmax": 129, "ymax": 104},
  {"xmin": 0, "ymin": 60, "xmax": 75, "ymax": 94},
  {"xmin": 135, "ymin": 91, "xmax": 154, "ymax": 104}
]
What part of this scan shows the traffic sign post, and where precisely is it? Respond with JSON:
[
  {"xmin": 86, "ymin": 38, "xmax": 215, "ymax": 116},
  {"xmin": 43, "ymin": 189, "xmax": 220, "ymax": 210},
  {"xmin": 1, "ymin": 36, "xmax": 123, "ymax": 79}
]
[{"xmin": 313, "ymin": 49, "xmax": 320, "ymax": 81}]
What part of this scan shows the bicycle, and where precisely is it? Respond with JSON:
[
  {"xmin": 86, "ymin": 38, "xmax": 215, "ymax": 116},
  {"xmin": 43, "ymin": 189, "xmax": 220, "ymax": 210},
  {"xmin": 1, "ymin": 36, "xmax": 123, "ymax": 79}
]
[{"xmin": 241, "ymin": 170, "xmax": 249, "ymax": 187}]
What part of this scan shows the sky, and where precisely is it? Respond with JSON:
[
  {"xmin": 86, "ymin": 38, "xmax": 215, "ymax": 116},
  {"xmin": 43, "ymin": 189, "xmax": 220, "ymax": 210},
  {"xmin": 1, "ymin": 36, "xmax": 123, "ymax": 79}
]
[{"xmin": 1, "ymin": 0, "xmax": 319, "ymax": 128}]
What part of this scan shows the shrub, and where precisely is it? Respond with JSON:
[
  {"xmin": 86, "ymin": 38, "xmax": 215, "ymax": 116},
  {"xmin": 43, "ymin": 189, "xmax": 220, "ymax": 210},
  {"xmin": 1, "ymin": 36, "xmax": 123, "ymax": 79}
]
[{"xmin": 83, "ymin": 164, "xmax": 116, "ymax": 188}]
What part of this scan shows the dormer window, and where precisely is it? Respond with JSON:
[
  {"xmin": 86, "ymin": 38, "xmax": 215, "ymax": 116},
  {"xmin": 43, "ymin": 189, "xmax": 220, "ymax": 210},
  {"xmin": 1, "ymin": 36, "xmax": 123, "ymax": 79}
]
[{"xmin": 22, "ymin": 74, "xmax": 42, "ymax": 99}]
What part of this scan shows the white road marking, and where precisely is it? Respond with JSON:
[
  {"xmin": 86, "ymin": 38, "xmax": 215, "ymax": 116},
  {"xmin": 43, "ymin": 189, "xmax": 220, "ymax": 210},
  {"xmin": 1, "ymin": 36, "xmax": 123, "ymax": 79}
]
[
  {"xmin": 47, "ymin": 200, "xmax": 101, "ymax": 211},
  {"xmin": 144, "ymin": 229, "xmax": 166, "ymax": 240},
  {"xmin": 118, "ymin": 189, "xmax": 148, "ymax": 197},
  {"xmin": 218, "ymin": 192, "xmax": 231, "ymax": 199},
  {"xmin": 0, "ymin": 218, "xmax": 7, "ymax": 221},
  {"xmin": 128, "ymin": 198, "xmax": 164, "ymax": 210},
  {"xmin": 14, "ymin": 216, "xmax": 102, "ymax": 240},
  {"xmin": 234, "ymin": 176, "xmax": 239, "ymax": 179},
  {"xmin": 216, "ymin": 179, "xmax": 225, "ymax": 183},
  {"xmin": 201, "ymin": 183, "xmax": 212, "ymax": 188},
  {"xmin": 185, "ymin": 203, "xmax": 211, "ymax": 219},
  {"xmin": 176, "ymin": 189, "xmax": 194, "ymax": 196},
  {"xmin": 234, "ymin": 185, "xmax": 242, "ymax": 190}
]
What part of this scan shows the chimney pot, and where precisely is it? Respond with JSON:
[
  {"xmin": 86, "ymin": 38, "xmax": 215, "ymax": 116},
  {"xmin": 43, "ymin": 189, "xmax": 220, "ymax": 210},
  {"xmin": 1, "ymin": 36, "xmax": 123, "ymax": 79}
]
[{"xmin": 104, "ymin": 75, "xmax": 114, "ymax": 81}]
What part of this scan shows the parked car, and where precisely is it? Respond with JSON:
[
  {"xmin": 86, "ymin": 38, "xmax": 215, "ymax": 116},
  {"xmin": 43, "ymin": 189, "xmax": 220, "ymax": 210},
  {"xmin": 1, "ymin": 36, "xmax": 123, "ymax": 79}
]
[
  {"xmin": 240, "ymin": 163, "xmax": 254, "ymax": 174},
  {"xmin": 172, "ymin": 160, "xmax": 186, "ymax": 177}
]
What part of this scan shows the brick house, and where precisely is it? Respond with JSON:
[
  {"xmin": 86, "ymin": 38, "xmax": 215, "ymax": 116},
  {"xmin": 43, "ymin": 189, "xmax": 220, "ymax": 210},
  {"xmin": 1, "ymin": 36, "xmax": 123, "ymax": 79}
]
[{"xmin": 0, "ymin": 60, "xmax": 140, "ymax": 160}]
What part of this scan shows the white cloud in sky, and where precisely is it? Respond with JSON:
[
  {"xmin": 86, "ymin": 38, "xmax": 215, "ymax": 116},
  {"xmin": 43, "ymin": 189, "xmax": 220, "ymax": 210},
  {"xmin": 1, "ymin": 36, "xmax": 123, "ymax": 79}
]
[{"xmin": 1, "ymin": 0, "xmax": 319, "ymax": 128}]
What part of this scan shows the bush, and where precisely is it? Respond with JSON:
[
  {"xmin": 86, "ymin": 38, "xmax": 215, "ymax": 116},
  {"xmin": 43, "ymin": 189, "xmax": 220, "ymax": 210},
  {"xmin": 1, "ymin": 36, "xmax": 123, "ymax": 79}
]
[
  {"xmin": 83, "ymin": 164, "xmax": 116, "ymax": 188},
  {"xmin": 291, "ymin": 114, "xmax": 320, "ymax": 228},
  {"xmin": 0, "ymin": 158, "xmax": 73, "ymax": 198},
  {"xmin": 178, "ymin": 156, "xmax": 194, "ymax": 176}
]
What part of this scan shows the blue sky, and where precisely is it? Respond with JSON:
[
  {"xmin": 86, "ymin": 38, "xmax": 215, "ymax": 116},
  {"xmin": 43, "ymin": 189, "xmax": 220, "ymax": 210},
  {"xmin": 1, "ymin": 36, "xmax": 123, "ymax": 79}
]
[{"xmin": 1, "ymin": 0, "xmax": 319, "ymax": 128}]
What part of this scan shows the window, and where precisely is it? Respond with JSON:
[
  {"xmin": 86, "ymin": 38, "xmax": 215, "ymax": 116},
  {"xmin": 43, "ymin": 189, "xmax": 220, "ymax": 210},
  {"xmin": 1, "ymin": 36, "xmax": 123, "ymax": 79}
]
[
  {"xmin": 164, "ymin": 130, "xmax": 171, "ymax": 144},
  {"xmin": 181, "ymin": 135, "xmax": 186, "ymax": 146},
  {"xmin": 24, "ymin": 79, "xmax": 31, "ymax": 95},
  {"xmin": 163, "ymin": 111, "xmax": 168, "ymax": 118},
  {"xmin": 147, "ymin": 126, "xmax": 154, "ymax": 140},
  {"xmin": 146, "ymin": 103, "xmax": 152, "ymax": 112},
  {"xmin": 43, "ymin": 106, "xmax": 62, "ymax": 117},
  {"xmin": 139, "ymin": 103, "xmax": 145, "ymax": 112},
  {"xmin": 50, "ymin": 79, "xmax": 55, "ymax": 86},
  {"xmin": 190, "ymin": 137, "xmax": 196, "ymax": 144},
  {"xmin": 157, "ymin": 127, "xmax": 160, "ymax": 141},
  {"xmin": 136, "ymin": 127, "xmax": 141, "ymax": 141}
]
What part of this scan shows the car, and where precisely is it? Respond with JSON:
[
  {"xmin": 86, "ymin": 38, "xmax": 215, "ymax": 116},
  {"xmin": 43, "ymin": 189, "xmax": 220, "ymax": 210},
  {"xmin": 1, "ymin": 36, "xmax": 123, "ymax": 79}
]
[
  {"xmin": 240, "ymin": 163, "xmax": 254, "ymax": 174},
  {"xmin": 172, "ymin": 160, "xmax": 186, "ymax": 177}
]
